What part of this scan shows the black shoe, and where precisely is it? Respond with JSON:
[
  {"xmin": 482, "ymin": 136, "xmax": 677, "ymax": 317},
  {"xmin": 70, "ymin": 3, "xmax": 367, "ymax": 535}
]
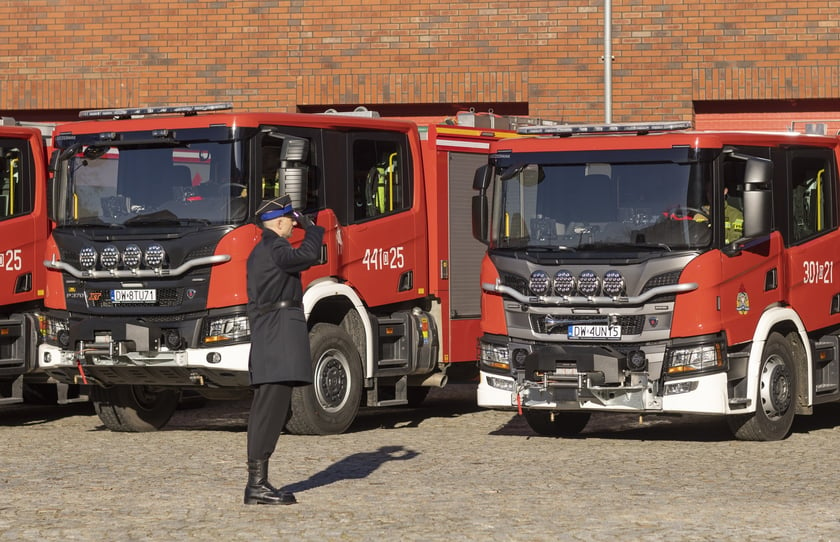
[{"xmin": 244, "ymin": 460, "xmax": 297, "ymax": 505}]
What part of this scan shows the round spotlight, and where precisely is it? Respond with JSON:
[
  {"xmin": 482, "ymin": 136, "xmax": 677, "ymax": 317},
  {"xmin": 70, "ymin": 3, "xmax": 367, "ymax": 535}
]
[
  {"xmin": 164, "ymin": 329, "xmax": 182, "ymax": 349},
  {"xmin": 627, "ymin": 350, "xmax": 647, "ymax": 371},
  {"xmin": 79, "ymin": 246, "xmax": 98, "ymax": 270},
  {"xmin": 57, "ymin": 330, "xmax": 71, "ymax": 348},
  {"xmin": 100, "ymin": 245, "xmax": 120, "ymax": 270},
  {"xmin": 123, "ymin": 244, "xmax": 142, "ymax": 270},
  {"xmin": 553, "ymin": 270, "xmax": 576, "ymax": 296},
  {"xmin": 577, "ymin": 270, "xmax": 601, "ymax": 297},
  {"xmin": 145, "ymin": 243, "xmax": 166, "ymax": 268},
  {"xmin": 602, "ymin": 270, "xmax": 625, "ymax": 297},
  {"xmin": 512, "ymin": 348, "xmax": 528, "ymax": 369},
  {"xmin": 529, "ymin": 270, "xmax": 550, "ymax": 296}
]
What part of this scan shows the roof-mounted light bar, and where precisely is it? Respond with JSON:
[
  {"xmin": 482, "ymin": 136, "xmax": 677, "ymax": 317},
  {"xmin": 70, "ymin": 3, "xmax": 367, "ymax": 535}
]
[
  {"xmin": 79, "ymin": 102, "xmax": 233, "ymax": 120},
  {"xmin": 517, "ymin": 121, "xmax": 692, "ymax": 136}
]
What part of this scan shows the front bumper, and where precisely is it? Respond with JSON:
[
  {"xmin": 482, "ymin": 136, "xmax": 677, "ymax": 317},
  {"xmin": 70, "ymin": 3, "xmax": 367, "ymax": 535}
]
[
  {"xmin": 478, "ymin": 370, "xmax": 730, "ymax": 415},
  {"xmin": 38, "ymin": 342, "xmax": 251, "ymax": 388}
]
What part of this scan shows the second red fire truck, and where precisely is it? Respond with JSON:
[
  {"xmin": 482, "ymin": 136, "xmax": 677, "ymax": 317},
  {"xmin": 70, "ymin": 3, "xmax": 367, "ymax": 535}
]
[
  {"xmin": 37, "ymin": 104, "xmax": 525, "ymax": 432},
  {"xmin": 473, "ymin": 121, "xmax": 840, "ymax": 440}
]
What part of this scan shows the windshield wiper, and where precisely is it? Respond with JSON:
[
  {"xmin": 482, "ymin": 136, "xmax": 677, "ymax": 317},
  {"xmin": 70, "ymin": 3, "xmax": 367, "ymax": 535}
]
[
  {"xmin": 524, "ymin": 245, "xmax": 577, "ymax": 253},
  {"xmin": 124, "ymin": 215, "xmax": 211, "ymax": 226},
  {"xmin": 578, "ymin": 242, "xmax": 672, "ymax": 252},
  {"xmin": 68, "ymin": 217, "xmax": 125, "ymax": 228}
]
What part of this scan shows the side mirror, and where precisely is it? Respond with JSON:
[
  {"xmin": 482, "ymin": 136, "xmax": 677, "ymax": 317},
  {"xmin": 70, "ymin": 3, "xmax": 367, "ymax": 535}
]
[
  {"xmin": 742, "ymin": 157, "xmax": 772, "ymax": 238},
  {"xmin": 471, "ymin": 195, "xmax": 489, "ymax": 244},
  {"xmin": 47, "ymin": 150, "xmax": 61, "ymax": 222},
  {"xmin": 473, "ymin": 165, "xmax": 490, "ymax": 191},
  {"xmin": 278, "ymin": 136, "xmax": 310, "ymax": 210}
]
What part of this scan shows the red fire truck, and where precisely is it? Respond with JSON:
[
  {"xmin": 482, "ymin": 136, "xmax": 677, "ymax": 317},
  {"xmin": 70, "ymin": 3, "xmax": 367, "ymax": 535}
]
[
  {"xmin": 37, "ymin": 104, "xmax": 524, "ymax": 432},
  {"xmin": 473, "ymin": 121, "xmax": 840, "ymax": 441},
  {"xmin": 0, "ymin": 118, "xmax": 83, "ymax": 405}
]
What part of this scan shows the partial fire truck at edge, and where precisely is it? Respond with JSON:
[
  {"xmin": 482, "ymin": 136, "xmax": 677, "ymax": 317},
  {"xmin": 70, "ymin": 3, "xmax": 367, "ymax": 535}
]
[
  {"xmin": 0, "ymin": 118, "xmax": 84, "ymax": 406},
  {"xmin": 472, "ymin": 121, "xmax": 840, "ymax": 441},
  {"xmin": 38, "ymin": 104, "xmax": 529, "ymax": 433}
]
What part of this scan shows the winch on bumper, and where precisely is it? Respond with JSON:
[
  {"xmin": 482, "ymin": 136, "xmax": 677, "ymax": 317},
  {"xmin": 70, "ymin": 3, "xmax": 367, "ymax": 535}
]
[
  {"xmin": 520, "ymin": 344, "xmax": 661, "ymax": 410},
  {"xmin": 478, "ymin": 336, "xmax": 732, "ymax": 415}
]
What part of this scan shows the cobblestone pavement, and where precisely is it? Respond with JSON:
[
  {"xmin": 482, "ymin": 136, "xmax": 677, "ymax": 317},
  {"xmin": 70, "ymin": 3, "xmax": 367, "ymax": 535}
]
[{"xmin": 2, "ymin": 383, "xmax": 840, "ymax": 542}]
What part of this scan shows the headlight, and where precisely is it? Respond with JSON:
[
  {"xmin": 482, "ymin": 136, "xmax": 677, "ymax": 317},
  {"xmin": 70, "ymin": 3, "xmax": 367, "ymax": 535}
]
[
  {"xmin": 203, "ymin": 314, "xmax": 250, "ymax": 344},
  {"xmin": 665, "ymin": 342, "xmax": 724, "ymax": 375},
  {"xmin": 479, "ymin": 342, "xmax": 510, "ymax": 372},
  {"xmin": 38, "ymin": 315, "xmax": 71, "ymax": 348}
]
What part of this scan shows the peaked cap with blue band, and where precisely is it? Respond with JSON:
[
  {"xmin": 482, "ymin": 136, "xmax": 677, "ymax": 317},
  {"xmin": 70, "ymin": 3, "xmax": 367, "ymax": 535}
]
[{"xmin": 257, "ymin": 195, "xmax": 295, "ymax": 222}]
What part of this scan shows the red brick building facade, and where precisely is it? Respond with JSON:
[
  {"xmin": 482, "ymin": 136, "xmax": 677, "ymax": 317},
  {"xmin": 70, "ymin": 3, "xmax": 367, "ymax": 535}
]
[{"xmin": 1, "ymin": 0, "xmax": 838, "ymax": 126}]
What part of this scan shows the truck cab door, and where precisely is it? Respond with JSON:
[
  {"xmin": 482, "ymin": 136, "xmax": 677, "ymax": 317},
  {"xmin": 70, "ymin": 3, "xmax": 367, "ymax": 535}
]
[
  {"xmin": 339, "ymin": 132, "xmax": 426, "ymax": 307},
  {"xmin": 0, "ymin": 136, "xmax": 41, "ymax": 306},
  {"xmin": 783, "ymin": 149, "xmax": 840, "ymax": 332}
]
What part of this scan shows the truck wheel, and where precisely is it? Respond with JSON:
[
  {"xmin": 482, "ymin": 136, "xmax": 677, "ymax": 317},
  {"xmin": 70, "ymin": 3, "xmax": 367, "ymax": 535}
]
[
  {"xmin": 523, "ymin": 410, "xmax": 591, "ymax": 437},
  {"xmin": 727, "ymin": 332, "xmax": 797, "ymax": 441},
  {"xmin": 286, "ymin": 323, "xmax": 362, "ymax": 435},
  {"xmin": 91, "ymin": 385, "xmax": 179, "ymax": 432}
]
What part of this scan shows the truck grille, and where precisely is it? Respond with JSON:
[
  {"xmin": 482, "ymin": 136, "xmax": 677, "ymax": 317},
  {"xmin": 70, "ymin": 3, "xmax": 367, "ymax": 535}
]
[{"xmin": 530, "ymin": 314, "xmax": 645, "ymax": 335}]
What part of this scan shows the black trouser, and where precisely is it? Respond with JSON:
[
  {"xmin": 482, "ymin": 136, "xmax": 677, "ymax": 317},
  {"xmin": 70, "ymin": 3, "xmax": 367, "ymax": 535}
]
[{"xmin": 247, "ymin": 383, "xmax": 293, "ymax": 461}]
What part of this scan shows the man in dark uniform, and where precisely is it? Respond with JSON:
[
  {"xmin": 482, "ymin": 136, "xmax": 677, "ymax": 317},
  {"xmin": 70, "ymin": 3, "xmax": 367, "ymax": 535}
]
[{"xmin": 244, "ymin": 195, "xmax": 325, "ymax": 505}]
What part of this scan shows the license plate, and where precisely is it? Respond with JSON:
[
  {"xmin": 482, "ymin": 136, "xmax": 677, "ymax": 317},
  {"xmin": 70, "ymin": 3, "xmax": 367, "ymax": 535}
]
[
  {"xmin": 111, "ymin": 289, "xmax": 156, "ymax": 303},
  {"xmin": 568, "ymin": 325, "xmax": 621, "ymax": 340}
]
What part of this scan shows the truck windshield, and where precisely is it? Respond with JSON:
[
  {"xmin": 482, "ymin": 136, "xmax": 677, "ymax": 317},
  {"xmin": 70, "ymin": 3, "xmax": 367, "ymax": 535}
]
[
  {"xmin": 54, "ymin": 141, "xmax": 246, "ymax": 227},
  {"xmin": 491, "ymin": 160, "xmax": 716, "ymax": 251}
]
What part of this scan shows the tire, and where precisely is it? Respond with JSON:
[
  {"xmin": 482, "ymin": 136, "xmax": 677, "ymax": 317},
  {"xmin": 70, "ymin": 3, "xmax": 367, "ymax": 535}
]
[
  {"xmin": 727, "ymin": 332, "xmax": 797, "ymax": 441},
  {"xmin": 91, "ymin": 385, "xmax": 179, "ymax": 432},
  {"xmin": 523, "ymin": 409, "xmax": 591, "ymax": 437},
  {"xmin": 285, "ymin": 323, "xmax": 362, "ymax": 435}
]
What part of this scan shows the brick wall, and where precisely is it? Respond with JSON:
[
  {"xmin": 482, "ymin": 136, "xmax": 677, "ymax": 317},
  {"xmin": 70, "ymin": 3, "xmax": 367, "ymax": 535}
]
[{"xmin": 0, "ymin": 0, "xmax": 838, "ymax": 123}]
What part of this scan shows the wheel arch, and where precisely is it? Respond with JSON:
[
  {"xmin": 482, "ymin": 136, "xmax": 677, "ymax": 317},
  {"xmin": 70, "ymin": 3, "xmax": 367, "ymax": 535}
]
[
  {"xmin": 303, "ymin": 279, "xmax": 373, "ymax": 379},
  {"xmin": 747, "ymin": 305, "xmax": 812, "ymax": 413}
]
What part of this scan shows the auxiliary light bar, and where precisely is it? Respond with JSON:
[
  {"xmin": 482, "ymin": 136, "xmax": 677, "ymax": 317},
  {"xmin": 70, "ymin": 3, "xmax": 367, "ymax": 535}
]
[
  {"xmin": 79, "ymin": 102, "xmax": 233, "ymax": 120},
  {"xmin": 517, "ymin": 121, "xmax": 692, "ymax": 136}
]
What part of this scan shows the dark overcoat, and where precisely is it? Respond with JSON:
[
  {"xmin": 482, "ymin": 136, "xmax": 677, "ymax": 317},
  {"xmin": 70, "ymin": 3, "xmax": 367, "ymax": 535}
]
[{"xmin": 246, "ymin": 224, "xmax": 325, "ymax": 386}]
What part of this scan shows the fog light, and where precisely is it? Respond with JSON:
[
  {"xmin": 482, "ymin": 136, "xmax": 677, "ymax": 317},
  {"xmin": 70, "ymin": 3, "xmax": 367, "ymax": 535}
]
[
  {"xmin": 487, "ymin": 375, "xmax": 515, "ymax": 391},
  {"xmin": 57, "ymin": 330, "xmax": 71, "ymax": 348},
  {"xmin": 664, "ymin": 381, "xmax": 699, "ymax": 395},
  {"xmin": 206, "ymin": 352, "xmax": 222, "ymax": 364}
]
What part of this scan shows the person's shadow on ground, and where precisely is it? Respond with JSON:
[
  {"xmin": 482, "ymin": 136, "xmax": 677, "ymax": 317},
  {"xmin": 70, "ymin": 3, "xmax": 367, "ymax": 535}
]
[{"xmin": 280, "ymin": 445, "xmax": 419, "ymax": 493}]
